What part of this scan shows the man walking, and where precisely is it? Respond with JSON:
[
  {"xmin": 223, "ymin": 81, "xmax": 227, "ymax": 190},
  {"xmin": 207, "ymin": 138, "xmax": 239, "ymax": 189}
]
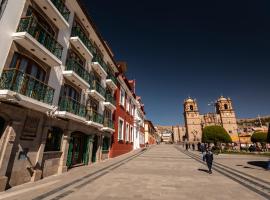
[
  {"xmin": 205, "ymin": 148, "xmax": 214, "ymax": 174},
  {"xmin": 201, "ymin": 143, "xmax": 206, "ymax": 161}
]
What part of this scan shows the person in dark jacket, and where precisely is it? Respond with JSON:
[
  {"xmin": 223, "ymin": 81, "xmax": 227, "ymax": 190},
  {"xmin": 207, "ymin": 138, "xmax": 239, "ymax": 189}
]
[
  {"xmin": 192, "ymin": 143, "xmax": 195, "ymax": 151},
  {"xmin": 205, "ymin": 148, "xmax": 214, "ymax": 174},
  {"xmin": 185, "ymin": 143, "xmax": 189, "ymax": 151}
]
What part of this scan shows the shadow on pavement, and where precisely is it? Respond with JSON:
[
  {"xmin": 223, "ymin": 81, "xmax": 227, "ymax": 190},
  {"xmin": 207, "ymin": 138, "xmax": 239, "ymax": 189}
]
[
  {"xmin": 198, "ymin": 168, "xmax": 209, "ymax": 173},
  {"xmin": 247, "ymin": 161, "xmax": 268, "ymax": 169}
]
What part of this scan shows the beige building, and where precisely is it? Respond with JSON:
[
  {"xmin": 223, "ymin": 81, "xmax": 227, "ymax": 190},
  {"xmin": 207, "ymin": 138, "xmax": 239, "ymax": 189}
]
[
  {"xmin": 144, "ymin": 120, "xmax": 160, "ymax": 145},
  {"xmin": 172, "ymin": 125, "xmax": 186, "ymax": 143},
  {"xmin": 183, "ymin": 96, "xmax": 238, "ymax": 143}
]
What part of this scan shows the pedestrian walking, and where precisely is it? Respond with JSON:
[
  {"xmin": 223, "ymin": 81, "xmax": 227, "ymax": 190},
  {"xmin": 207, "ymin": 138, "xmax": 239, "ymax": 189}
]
[
  {"xmin": 201, "ymin": 143, "xmax": 206, "ymax": 161},
  {"xmin": 192, "ymin": 143, "xmax": 195, "ymax": 151},
  {"xmin": 185, "ymin": 143, "xmax": 189, "ymax": 150},
  {"xmin": 205, "ymin": 148, "xmax": 214, "ymax": 174}
]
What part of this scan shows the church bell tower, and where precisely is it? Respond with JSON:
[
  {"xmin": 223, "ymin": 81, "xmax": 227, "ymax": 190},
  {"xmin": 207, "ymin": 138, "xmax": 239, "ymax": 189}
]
[{"xmin": 183, "ymin": 98, "xmax": 202, "ymax": 142}]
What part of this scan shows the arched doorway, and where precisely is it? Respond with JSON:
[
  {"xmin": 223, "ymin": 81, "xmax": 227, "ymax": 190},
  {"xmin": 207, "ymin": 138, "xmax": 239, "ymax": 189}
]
[
  {"xmin": 91, "ymin": 135, "xmax": 98, "ymax": 163},
  {"xmin": 0, "ymin": 117, "xmax": 6, "ymax": 138},
  {"xmin": 66, "ymin": 132, "xmax": 90, "ymax": 168}
]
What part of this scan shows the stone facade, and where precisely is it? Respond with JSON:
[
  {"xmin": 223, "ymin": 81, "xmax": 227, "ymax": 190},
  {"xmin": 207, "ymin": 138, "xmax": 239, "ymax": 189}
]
[{"xmin": 184, "ymin": 96, "xmax": 238, "ymax": 143}]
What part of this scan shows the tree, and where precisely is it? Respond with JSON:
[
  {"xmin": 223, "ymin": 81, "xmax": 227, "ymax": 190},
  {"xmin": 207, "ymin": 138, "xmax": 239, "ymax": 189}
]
[
  {"xmin": 202, "ymin": 126, "xmax": 232, "ymax": 144},
  {"xmin": 251, "ymin": 131, "xmax": 267, "ymax": 143}
]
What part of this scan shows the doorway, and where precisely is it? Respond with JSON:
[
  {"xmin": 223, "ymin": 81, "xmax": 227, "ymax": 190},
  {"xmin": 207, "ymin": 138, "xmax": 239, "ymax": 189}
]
[
  {"xmin": 67, "ymin": 132, "xmax": 89, "ymax": 168},
  {"xmin": 91, "ymin": 135, "xmax": 98, "ymax": 163}
]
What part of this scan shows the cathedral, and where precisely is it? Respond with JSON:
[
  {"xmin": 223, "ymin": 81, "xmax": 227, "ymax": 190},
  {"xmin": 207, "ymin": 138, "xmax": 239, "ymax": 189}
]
[{"xmin": 183, "ymin": 96, "xmax": 238, "ymax": 143}]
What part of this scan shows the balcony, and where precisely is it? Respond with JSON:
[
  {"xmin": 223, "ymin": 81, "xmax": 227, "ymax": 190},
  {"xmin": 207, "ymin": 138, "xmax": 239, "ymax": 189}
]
[
  {"xmin": 106, "ymin": 73, "xmax": 118, "ymax": 90},
  {"xmin": 102, "ymin": 118, "xmax": 115, "ymax": 133},
  {"xmin": 88, "ymin": 81, "xmax": 105, "ymax": 101},
  {"xmin": 13, "ymin": 16, "xmax": 63, "ymax": 66},
  {"xmin": 70, "ymin": 26, "xmax": 95, "ymax": 60},
  {"xmin": 63, "ymin": 59, "xmax": 91, "ymax": 90},
  {"xmin": 0, "ymin": 69, "xmax": 55, "ymax": 112},
  {"xmin": 86, "ymin": 111, "xmax": 104, "ymax": 128},
  {"xmin": 35, "ymin": 0, "xmax": 70, "ymax": 28},
  {"xmin": 55, "ymin": 96, "xmax": 86, "ymax": 122},
  {"xmin": 92, "ymin": 55, "xmax": 108, "ymax": 78},
  {"xmin": 103, "ymin": 94, "xmax": 116, "ymax": 110}
]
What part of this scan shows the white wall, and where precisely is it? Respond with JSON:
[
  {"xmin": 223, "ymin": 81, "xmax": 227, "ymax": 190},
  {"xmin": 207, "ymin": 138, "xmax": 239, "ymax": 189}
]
[{"xmin": 0, "ymin": 0, "xmax": 26, "ymax": 74}]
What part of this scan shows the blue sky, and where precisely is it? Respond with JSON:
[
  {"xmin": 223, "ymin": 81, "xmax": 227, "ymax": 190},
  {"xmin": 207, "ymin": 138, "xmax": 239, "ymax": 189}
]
[{"xmin": 82, "ymin": 0, "xmax": 270, "ymax": 125}]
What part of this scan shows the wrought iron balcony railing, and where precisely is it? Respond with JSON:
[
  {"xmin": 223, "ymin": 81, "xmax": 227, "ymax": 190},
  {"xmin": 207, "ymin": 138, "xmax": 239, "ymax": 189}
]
[
  {"xmin": 58, "ymin": 96, "xmax": 86, "ymax": 118},
  {"xmin": 66, "ymin": 59, "xmax": 91, "ymax": 84},
  {"xmin": 0, "ymin": 69, "xmax": 55, "ymax": 104},
  {"xmin": 71, "ymin": 26, "xmax": 96, "ymax": 55},
  {"xmin": 51, "ymin": 0, "xmax": 70, "ymax": 22},
  {"xmin": 92, "ymin": 54, "xmax": 108, "ymax": 72},
  {"xmin": 107, "ymin": 73, "xmax": 118, "ymax": 85},
  {"xmin": 105, "ymin": 93, "xmax": 116, "ymax": 106},
  {"xmin": 103, "ymin": 118, "xmax": 114, "ymax": 129},
  {"xmin": 90, "ymin": 81, "xmax": 106, "ymax": 97},
  {"xmin": 86, "ymin": 110, "xmax": 104, "ymax": 124},
  {"xmin": 17, "ymin": 16, "xmax": 63, "ymax": 59}
]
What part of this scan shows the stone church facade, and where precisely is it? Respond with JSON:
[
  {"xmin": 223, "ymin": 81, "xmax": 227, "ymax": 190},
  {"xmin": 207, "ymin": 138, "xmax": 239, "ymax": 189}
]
[{"xmin": 183, "ymin": 96, "xmax": 238, "ymax": 143}]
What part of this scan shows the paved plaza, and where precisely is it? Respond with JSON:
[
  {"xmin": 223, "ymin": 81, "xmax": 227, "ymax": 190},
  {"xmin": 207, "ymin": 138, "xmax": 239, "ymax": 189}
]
[{"xmin": 0, "ymin": 145, "xmax": 269, "ymax": 200}]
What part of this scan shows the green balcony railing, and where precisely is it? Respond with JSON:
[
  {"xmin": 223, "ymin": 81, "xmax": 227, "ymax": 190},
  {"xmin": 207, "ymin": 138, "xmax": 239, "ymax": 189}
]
[
  {"xmin": 90, "ymin": 81, "xmax": 106, "ymax": 97},
  {"xmin": 92, "ymin": 54, "xmax": 108, "ymax": 72},
  {"xmin": 58, "ymin": 96, "xmax": 86, "ymax": 118},
  {"xmin": 0, "ymin": 69, "xmax": 54, "ymax": 104},
  {"xmin": 86, "ymin": 111, "xmax": 104, "ymax": 124},
  {"xmin": 17, "ymin": 16, "xmax": 63, "ymax": 59},
  {"xmin": 103, "ymin": 118, "xmax": 114, "ymax": 129},
  {"xmin": 51, "ymin": 0, "xmax": 70, "ymax": 22},
  {"xmin": 71, "ymin": 26, "xmax": 96, "ymax": 56},
  {"xmin": 105, "ymin": 93, "xmax": 116, "ymax": 106},
  {"xmin": 66, "ymin": 59, "xmax": 91, "ymax": 84},
  {"xmin": 107, "ymin": 73, "xmax": 118, "ymax": 85}
]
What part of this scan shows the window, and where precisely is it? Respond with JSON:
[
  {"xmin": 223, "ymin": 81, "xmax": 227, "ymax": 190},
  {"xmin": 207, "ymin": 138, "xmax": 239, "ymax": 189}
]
[
  {"xmin": 44, "ymin": 127, "xmax": 63, "ymax": 152},
  {"xmin": 87, "ymin": 97, "xmax": 99, "ymax": 112},
  {"xmin": 26, "ymin": 6, "xmax": 56, "ymax": 38},
  {"xmin": 67, "ymin": 49, "xmax": 85, "ymax": 67},
  {"xmin": 102, "ymin": 136, "xmax": 110, "ymax": 152},
  {"xmin": 126, "ymin": 97, "xmax": 130, "ymax": 112},
  {"xmin": 224, "ymin": 104, "xmax": 228, "ymax": 110},
  {"xmin": 118, "ymin": 118, "xmax": 124, "ymax": 140},
  {"xmin": 120, "ymin": 88, "xmax": 125, "ymax": 106},
  {"xmin": 61, "ymin": 84, "xmax": 80, "ymax": 101},
  {"xmin": 0, "ymin": 0, "xmax": 8, "ymax": 20},
  {"xmin": 126, "ymin": 123, "xmax": 130, "ymax": 141},
  {"xmin": 129, "ymin": 99, "xmax": 132, "ymax": 113},
  {"xmin": 190, "ymin": 105, "xmax": 194, "ymax": 111},
  {"xmin": 10, "ymin": 53, "xmax": 46, "ymax": 82},
  {"xmin": 130, "ymin": 126, "xmax": 133, "ymax": 142}
]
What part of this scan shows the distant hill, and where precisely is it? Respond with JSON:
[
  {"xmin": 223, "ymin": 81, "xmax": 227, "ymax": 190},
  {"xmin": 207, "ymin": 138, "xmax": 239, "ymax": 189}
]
[{"xmin": 237, "ymin": 115, "xmax": 270, "ymax": 127}]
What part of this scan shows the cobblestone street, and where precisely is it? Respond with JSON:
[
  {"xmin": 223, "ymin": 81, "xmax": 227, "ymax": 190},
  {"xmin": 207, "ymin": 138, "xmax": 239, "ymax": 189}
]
[{"xmin": 0, "ymin": 145, "xmax": 269, "ymax": 200}]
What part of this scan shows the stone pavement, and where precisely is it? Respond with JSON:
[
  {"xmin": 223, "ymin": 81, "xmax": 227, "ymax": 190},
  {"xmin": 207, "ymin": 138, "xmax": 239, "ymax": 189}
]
[
  {"xmin": 0, "ymin": 144, "xmax": 268, "ymax": 200},
  {"xmin": 187, "ymin": 148, "xmax": 270, "ymax": 184}
]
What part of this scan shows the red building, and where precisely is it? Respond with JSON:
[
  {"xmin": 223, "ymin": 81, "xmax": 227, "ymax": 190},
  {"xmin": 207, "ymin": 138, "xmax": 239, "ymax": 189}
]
[{"xmin": 109, "ymin": 63, "xmax": 137, "ymax": 158}]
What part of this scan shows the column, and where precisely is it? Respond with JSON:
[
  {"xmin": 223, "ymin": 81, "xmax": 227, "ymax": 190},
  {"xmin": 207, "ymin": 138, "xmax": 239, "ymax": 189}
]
[
  {"xmin": 0, "ymin": 121, "xmax": 21, "ymax": 191},
  {"xmin": 57, "ymin": 130, "xmax": 71, "ymax": 174},
  {"xmin": 87, "ymin": 135, "xmax": 94, "ymax": 165},
  {"xmin": 97, "ymin": 134, "xmax": 103, "ymax": 162},
  {"xmin": 31, "ymin": 124, "xmax": 49, "ymax": 182}
]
